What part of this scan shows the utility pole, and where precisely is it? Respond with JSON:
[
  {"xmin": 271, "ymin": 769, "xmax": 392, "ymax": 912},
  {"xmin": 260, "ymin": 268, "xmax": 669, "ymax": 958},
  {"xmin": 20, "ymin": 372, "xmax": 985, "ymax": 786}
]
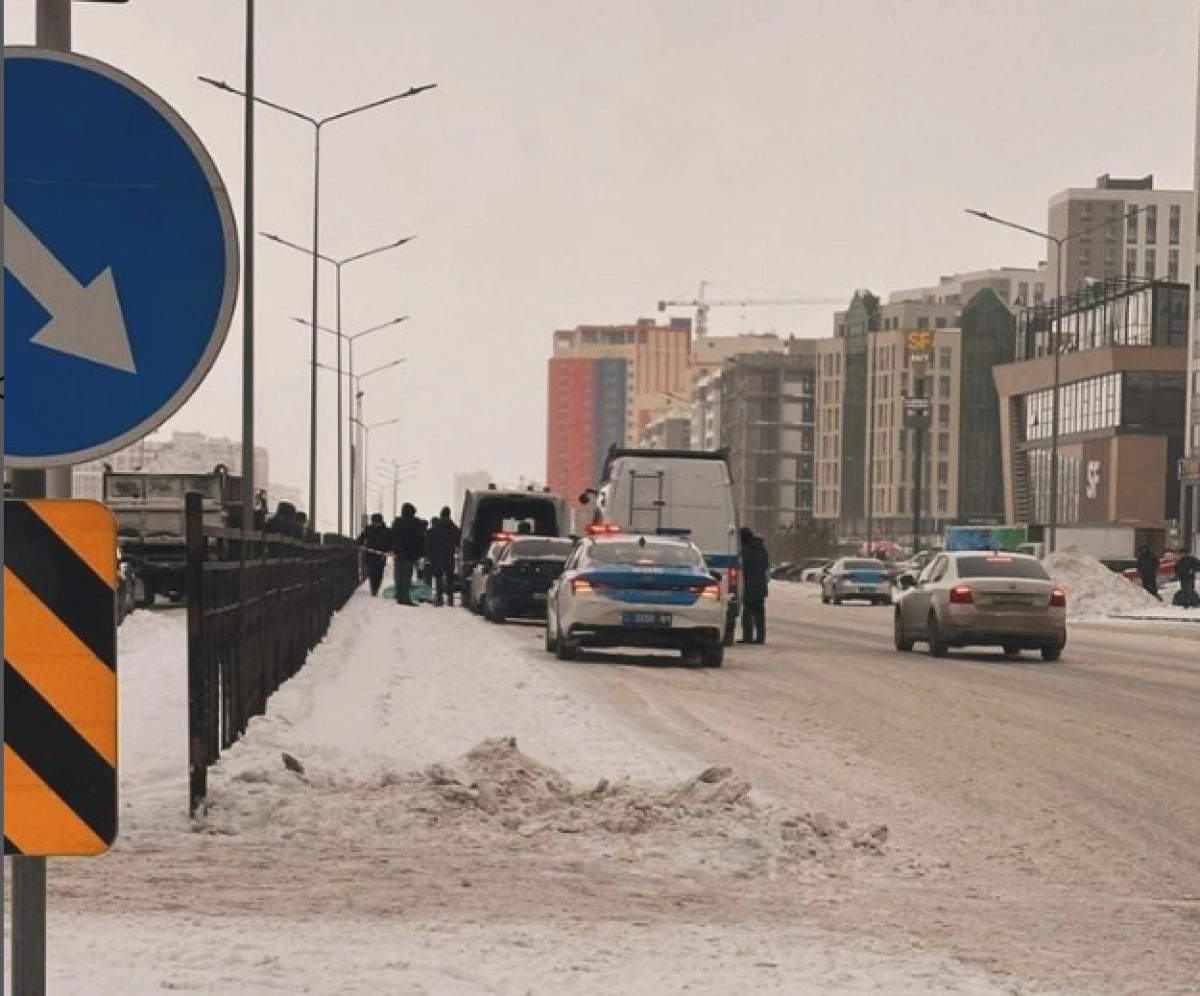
[{"xmin": 905, "ymin": 341, "xmax": 932, "ymax": 557}]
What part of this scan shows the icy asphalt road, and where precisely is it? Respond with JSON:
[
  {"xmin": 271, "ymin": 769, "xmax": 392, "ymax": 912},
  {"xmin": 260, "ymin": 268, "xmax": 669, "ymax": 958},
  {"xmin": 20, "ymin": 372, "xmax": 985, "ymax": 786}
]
[{"xmin": 513, "ymin": 586, "xmax": 1200, "ymax": 996}]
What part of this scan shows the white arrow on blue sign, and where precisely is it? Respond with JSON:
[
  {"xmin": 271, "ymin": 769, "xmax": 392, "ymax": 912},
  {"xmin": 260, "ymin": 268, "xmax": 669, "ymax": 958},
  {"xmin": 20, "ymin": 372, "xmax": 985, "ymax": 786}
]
[{"xmin": 4, "ymin": 47, "xmax": 239, "ymax": 468}]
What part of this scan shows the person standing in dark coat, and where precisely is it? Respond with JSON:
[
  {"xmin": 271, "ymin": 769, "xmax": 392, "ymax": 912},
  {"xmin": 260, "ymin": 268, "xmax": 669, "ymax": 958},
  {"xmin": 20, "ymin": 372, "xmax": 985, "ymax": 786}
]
[
  {"xmin": 390, "ymin": 503, "xmax": 426, "ymax": 606},
  {"xmin": 739, "ymin": 526, "xmax": 770, "ymax": 644},
  {"xmin": 1136, "ymin": 544, "xmax": 1161, "ymax": 601},
  {"xmin": 356, "ymin": 513, "xmax": 391, "ymax": 597},
  {"xmin": 425, "ymin": 506, "xmax": 462, "ymax": 607},
  {"xmin": 1174, "ymin": 548, "xmax": 1199, "ymax": 607}
]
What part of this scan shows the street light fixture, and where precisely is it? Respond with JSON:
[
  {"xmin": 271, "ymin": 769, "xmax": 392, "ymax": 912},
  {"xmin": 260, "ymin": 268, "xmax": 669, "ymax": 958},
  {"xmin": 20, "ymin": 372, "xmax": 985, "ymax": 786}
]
[
  {"xmin": 265, "ymin": 232, "xmax": 415, "ymax": 532},
  {"xmin": 965, "ymin": 203, "xmax": 1142, "ymax": 554},
  {"xmin": 351, "ymin": 416, "xmax": 400, "ymax": 517},
  {"xmin": 199, "ymin": 75, "xmax": 436, "ymax": 530}
]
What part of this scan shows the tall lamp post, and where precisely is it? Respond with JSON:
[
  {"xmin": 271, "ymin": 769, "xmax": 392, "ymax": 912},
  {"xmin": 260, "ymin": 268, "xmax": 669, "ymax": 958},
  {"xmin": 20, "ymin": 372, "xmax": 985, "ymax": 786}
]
[
  {"xmin": 352, "ymin": 416, "xmax": 399, "ymax": 517},
  {"xmin": 290, "ymin": 313, "xmax": 410, "ymax": 529},
  {"xmin": 199, "ymin": 76, "xmax": 435, "ymax": 527},
  {"xmin": 965, "ymin": 204, "xmax": 1142, "ymax": 554},
  {"xmin": 264, "ymin": 232, "xmax": 414, "ymax": 532}
]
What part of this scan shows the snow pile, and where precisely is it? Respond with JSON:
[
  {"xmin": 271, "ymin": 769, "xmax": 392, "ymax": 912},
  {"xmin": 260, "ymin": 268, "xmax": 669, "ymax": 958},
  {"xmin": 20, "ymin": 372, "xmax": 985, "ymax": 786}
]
[
  {"xmin": 1043, "ymin": 546, "xmax": 1162, "ymax": 619},
  {"xmin": 199, "ymin": 734, "xmax": 888, "ymax": 881}
]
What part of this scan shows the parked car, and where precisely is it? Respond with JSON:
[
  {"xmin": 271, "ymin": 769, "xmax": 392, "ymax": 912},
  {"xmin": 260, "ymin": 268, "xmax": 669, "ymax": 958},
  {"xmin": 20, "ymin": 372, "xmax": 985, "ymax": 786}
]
[
  {"xmin": 797, "ymin": 558, "xmax": 835, "ymax": 583},
  {"xmin": 467, "ymin": 537, "xmax": 512, "ymax": 614},
  {"xmin": 893, "ymin": 551, "xmax": 1067, "ymax": 661},
  {"xmin": 545, "ymin": 533, "xmax": 725, "ymax": 667},
  {"xmin": 820, "ymin": 558, "xmax": 892, "ymax": 605},
  {"xmin": 481, "ymin": 536, "xmax": 575, "ymax": 622}
]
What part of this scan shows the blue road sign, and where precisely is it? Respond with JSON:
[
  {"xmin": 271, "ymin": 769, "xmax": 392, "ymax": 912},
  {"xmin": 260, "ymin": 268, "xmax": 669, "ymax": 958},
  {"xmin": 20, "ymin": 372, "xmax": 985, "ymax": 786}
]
[{"xmin": 4, "ymin": 47, "xmax": 239, "ymax": 468}]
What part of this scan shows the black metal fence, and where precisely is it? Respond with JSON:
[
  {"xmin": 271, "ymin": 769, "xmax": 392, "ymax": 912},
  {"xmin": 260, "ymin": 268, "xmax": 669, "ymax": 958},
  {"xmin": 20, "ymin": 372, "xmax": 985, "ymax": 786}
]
[{"xmin": 185, "ymin": 492, "xmax": 360, "ymax": 813}]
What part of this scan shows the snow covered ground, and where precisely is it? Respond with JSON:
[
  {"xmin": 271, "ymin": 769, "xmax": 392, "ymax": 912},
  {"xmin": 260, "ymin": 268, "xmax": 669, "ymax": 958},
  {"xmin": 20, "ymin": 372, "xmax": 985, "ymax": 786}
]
[
  {"xmin": 1044, "ymin": 546, "xmax": 1196, "ymax": 621},
  {"xmin": 5, "ymin": 592, "xmax": 1080, "ymax": 995}
]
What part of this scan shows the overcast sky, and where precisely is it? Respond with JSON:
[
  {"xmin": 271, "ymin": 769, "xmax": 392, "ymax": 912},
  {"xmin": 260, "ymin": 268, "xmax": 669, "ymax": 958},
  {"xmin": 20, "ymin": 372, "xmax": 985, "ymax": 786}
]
[{"xmin": 5, "ymin": 0, "xmax": 1198, "ymax": 530}]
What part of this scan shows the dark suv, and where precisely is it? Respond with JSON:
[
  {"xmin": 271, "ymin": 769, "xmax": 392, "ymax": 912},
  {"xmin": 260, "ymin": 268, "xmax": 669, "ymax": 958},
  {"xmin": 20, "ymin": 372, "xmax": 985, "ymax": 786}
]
[{"xmin": 481, "ymin": 536, "xmax": 576, "ymax": 622}]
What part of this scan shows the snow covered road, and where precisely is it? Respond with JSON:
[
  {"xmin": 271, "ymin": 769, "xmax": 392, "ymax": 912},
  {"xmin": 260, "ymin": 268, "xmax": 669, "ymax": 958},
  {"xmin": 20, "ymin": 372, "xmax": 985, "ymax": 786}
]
[{"xmin": 6, "ymin": 586, "xmax": 1198, "ymax": 995}]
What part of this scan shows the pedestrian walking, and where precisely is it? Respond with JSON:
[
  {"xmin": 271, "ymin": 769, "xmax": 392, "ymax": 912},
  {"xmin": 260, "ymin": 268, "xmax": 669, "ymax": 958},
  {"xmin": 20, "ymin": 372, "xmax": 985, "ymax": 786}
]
[
  {"xmin": 390, "ymin": 503, "xmax": 426, "ymax": 606},
  {"xmin": 739, "ymin": 526, "xmax": 770, "ymax": 644},
  {"xmin": 356, "ymin": 513, "xmax": 391, "ymax": 597},
  {"xmin": 426, "ymin": 506, "xmax": 462, "ymax": 606},
  {"xmin": 1136, "ymin": 544, "xmax": 1161, "ymax": 601}
]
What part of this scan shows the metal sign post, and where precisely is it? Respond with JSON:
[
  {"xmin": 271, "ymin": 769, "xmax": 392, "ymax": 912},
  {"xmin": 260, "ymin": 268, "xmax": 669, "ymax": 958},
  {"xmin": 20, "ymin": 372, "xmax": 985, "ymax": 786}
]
[{"xmin": 905, "ymin": 331, "xmax": 935, "ymax": 558}]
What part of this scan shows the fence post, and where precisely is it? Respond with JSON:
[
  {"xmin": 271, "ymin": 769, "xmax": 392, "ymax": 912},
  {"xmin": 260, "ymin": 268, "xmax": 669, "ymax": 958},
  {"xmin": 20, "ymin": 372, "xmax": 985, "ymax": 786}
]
[{"xmin": 184, "ymin": 491, "xmax": 207, "ymax": 815}]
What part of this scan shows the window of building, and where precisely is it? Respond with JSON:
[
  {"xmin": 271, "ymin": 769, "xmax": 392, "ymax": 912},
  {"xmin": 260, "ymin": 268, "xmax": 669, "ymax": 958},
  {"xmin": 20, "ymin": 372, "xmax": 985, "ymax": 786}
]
[
  {"xmin": 1127, "ymin": 209, "xmax": 1139, "ymax": 243},
  {"xmin": 935, "ymin": 316, "xmax": 948, "ymax": 329},
  {"xmin": 937, "ymin": 489, "xmax": 948, "ymax": 513},
  {"xmin": 937, "ymin": 432, "xmax": 950, "ymax": 454},
  {"xmin": 1168, "ymin": 248, "xmax": 1180, "ymax": 282},
  {"xmin": 1169, "ymin": 204, "xmax": 1181, "ymax": 245},
  {"xmin": 1017, "ymin": 281, "xmax": 1029, "ymax": 303},
  {"xmin": 938, "ymin": 403, "xmax": 950, "ymax": 428},
  {"xmin": 1126, "ymin": 247, "xmax": 1138, "ymax": 276},
  {"xmin": 936, "ymin": 462, "xmax": 948, "ymax": 485},
  {"xmin": 1144, "ymin": 248, "xmax": 1156, "ymax": 280},
  {"xmin": 938, "ymin": 347, "xmax": 952, "ymax": 370},
  {"xmin": 1104, "ymin": 245, "xmax": 1117, "ymax": 267},
  {"xmin": 1145, "ymin": 205, "xmax": 1157, "ymax": 243},
  {"xmin": 938, "ymin": 375, "xmax": 951, "ymax": 397},
  {"xmin": 917, "ymin": 316, "xmax": 930, "ymax": 329}
]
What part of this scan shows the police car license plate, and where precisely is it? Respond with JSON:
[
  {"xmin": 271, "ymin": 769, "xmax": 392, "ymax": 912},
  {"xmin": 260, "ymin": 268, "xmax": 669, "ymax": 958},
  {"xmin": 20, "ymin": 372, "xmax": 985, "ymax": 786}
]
[{"xmin": 622, "ymin": 611, "xmax": 672, "ymax": 627}]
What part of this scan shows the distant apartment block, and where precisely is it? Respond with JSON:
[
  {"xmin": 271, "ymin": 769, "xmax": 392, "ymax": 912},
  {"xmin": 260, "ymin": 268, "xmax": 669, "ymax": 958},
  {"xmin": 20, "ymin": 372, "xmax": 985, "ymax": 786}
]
[
  {"xmin": 889, "ymin": 264, "xmax": 1047, "ymax": 309},
  {"xmin": 720, "ymin": 342, "xmax": 817, "ymax": 538},
  {"xmin": 546, "ymin": 355, "xmax": 628, "ymax": 504},
  {"xmin": 1047, "ymin": 174, "xmax": 1193, "ymax": 296},
  {"xmin": 640, "ymin": 409, "xmax": 692, "ymax": 450}
]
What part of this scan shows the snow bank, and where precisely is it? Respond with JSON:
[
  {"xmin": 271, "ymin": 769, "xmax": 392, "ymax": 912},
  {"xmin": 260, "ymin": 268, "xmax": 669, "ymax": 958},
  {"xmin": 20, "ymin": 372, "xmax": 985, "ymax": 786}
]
[{"xmin": 1044, "ymin": 546, "xmax": 1165, "ymax": 619}]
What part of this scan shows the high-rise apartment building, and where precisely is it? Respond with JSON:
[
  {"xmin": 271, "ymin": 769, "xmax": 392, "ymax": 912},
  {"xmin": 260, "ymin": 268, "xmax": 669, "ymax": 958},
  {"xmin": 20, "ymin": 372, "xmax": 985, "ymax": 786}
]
[
  {"xmin": 545, "ymin": 356, "xmax": 628, "ymax": 504},
  {"xmin": 720, "ymin": 342, "xmax": 817, "ymax": 538},
  {"xmin": 546, "ymin": 318, "xmax": 691, "ymax": 501},
  {"xmin": 1047, "ymin": 174, "xmax": 1193, "ymax": 297},
  {"xmin": 814, "ymin": 289, "xmax": 1014, "ymax": 542},
  {"xmin": 890, "ymin": 264, "xmax": 1048, "ymax": 309}
]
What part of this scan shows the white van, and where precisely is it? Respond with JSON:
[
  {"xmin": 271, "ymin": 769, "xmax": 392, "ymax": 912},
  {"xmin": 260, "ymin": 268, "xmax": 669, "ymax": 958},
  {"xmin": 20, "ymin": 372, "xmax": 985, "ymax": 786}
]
[{"xmin": 581, "ymin": 447, "xmax": 741, "ymax": 645}]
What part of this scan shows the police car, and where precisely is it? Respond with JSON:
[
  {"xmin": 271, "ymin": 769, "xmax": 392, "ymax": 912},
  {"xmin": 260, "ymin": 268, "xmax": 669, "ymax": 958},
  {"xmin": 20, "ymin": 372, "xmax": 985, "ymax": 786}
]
[{"xmin": 544, "ymin": 532, "xmax": 725, "ymax": 667}]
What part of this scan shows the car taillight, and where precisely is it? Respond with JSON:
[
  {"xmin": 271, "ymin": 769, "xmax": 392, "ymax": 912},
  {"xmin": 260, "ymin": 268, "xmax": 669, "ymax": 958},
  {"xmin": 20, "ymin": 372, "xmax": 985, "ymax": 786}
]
[
  {"xmin": 690, "ymin": 582, "xmax": 720, "ymax": 600},
  {"xmin": 586, "ymin": 523, "xmax": 621, "ymax": 536},
  {"xmin": 491, "ymin": 531, "xmax": 513, "ymax": 542},
  {"xmin": 948, "ymin": 584, "xmax": 974, "ymax": 605},
  {"xmin": 572, "ymin": 578, "xmax": 597, "ymax": 594},
  {"xmin": 1050, "ymin": 587, "xmax": 1067, "ymax": 608}
]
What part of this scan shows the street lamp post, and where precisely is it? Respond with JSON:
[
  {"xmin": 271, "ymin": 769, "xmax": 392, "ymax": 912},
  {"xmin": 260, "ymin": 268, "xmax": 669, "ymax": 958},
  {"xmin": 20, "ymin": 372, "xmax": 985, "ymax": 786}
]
[
  {"xmin": 352, "ymin": 416, "xmax": 399, "ymax": 517},
  {"xmin": 965, "ymin": 204, "xmax": 1142, "ymax": 554},
  {"xmin": 289, "ymin": 312, "xmax": 410, "ymax": 529},
  {"xmin": 199, "ymin": 76, "xmax": 435, "ymax": 527},
  {"xmin": 265, "ymin": 233, "xmax": 414, "ymax": 532}
]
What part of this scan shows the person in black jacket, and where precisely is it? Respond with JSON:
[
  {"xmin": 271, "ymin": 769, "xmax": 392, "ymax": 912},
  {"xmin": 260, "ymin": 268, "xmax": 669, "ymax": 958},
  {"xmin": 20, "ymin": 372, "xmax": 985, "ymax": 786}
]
[
  {"xmin": 356, "ymin": 513, "xmax": 391, "ymax": 597},
  {"xmin": 739, "ymin": 526, "xmax": 770, "ymax": 644},
  {"xmin": 1174, "ymin": 548, "xmax": 1199, "ymax": 608},
  {"xmin": 425, "ymin": 506, "xmax": 462, "ymax": 607},
  {"xmin": 1136, "ymin": 545, "xmax": 1161, "ymax": 601},
  {"xmin": 390, "ymin": 503, "xmax": 426, "ymax": 605}
]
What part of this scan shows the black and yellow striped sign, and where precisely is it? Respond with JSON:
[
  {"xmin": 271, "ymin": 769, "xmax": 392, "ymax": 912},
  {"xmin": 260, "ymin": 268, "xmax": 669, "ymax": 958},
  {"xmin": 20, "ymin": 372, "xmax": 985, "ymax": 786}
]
[{"xmin": 4, "ymin": 499, "xmax": 118, "ymax": 856}]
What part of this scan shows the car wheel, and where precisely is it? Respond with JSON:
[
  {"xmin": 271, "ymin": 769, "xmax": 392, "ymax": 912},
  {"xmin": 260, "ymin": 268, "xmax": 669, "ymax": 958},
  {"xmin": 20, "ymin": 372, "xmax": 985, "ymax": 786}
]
[
  {"xmin": 926, "ymin": 612, "xmax": 948, "ymax": 658},
  {"xmin": 893, "ymin": 610, "xmax": 914, "ymax": 652},
  {"xmin": 701, "ymin": 644, "xmax": 724, "ymax": 668},
  {"xmin": 1041, "ymin": 642, "xmax": 1064, "ymax": 663},
  {"xmin": 488, "ymin": 595, "xmax": 506, "ymax": 624},
  {"xmin": 820, "ymin": 588, "xmax": 830, "ymax": 604},
  {"xmin": 831, "ymin": 588, "xmax": 842, "ymax": 606},
  {"xmin": 1002, "ymin": 644, "xmax": 1021, "ymax": 659},
  {"xmin": 555, "ymin": 615, "xmax": 578, "ymax": 661}
]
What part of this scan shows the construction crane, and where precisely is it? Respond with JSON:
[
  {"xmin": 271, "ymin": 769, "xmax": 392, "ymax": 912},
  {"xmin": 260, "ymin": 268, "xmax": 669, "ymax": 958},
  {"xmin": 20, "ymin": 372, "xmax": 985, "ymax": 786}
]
[{"xmin": 657, "ymin": 280, "xmax": 846, "ymax": 338}]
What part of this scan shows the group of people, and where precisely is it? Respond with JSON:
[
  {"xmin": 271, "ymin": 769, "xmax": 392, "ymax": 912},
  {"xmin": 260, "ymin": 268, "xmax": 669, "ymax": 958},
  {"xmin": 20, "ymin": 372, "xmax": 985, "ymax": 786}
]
[
  {"xmin": 1137, "ymin": 544, "xmax": 1200, "ymax": 606},
  {"xmin": 356, "ymin": 504, "xmax": 461, "ymax": 607}
]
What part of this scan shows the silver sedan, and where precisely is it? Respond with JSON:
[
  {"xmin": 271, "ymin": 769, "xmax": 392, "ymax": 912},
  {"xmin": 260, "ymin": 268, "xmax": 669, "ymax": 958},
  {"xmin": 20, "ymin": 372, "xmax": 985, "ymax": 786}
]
[{"xmin": 894, "ymin": 551, "xmax": 1067, "ymax": 661}]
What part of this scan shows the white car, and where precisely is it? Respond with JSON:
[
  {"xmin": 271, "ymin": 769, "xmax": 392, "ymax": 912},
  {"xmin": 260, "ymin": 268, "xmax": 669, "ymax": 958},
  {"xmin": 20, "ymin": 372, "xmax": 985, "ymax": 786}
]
[
  {"xmin": 466, "ymin": 537, "xmax": 511, "ymax": 614},
  {"xmin": 545, "ymin": 534, "xmax": 725, "ymax": 667}
]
